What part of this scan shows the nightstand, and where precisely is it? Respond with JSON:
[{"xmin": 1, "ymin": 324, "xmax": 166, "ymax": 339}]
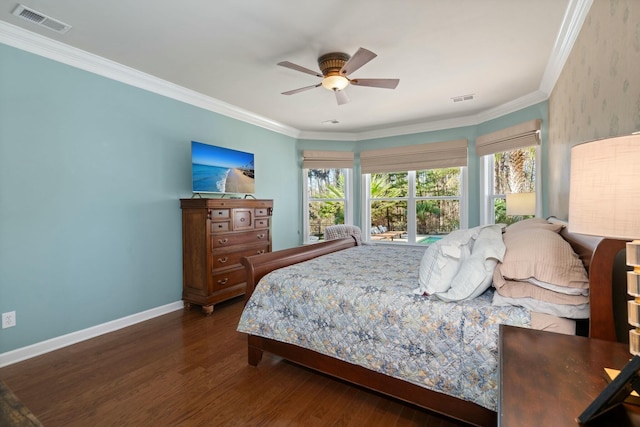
[{"xmin": 499, "ymin": 325, "xmax": 640, "ymax": 426}]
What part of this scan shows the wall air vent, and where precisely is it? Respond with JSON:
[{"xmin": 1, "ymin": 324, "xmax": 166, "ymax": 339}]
[{"xmin": 12, "ymin": 4, "xmax": 72, "ymax": 34}]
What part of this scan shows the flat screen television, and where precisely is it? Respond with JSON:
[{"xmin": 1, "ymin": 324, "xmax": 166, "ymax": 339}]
[{"xmin": 191, "ymin": 141, "xmax": 255, "ymax": 194}]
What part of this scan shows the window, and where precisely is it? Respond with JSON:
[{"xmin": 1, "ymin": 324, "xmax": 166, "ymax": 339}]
[
  {"xmin": 303, "ymin": 168, "xmax": 352, "ymax": 243},
  {"xmin": 477, "ymin": 119, "xmax": 542, "ymax": 225},
  {"xmin": 360, "ymin": 139, "xmax": 468, "ymax": 244},
  {"xmin": 302, "ymin": 150, "xmax": 354, "ymax": 244},
  {"xmin": 364, "ymin": 167, "xmax": 465, "ymax": 244},
  {"xmin": 481, "ymin": 146, "xmax": 539, "ymax": 225}
]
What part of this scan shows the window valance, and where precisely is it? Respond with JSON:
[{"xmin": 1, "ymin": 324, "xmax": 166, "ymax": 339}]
[
  {"xmin": 360, "ymin": 139, "xmax": 468, "ymax": 174},
  {"xmin": 302, "ymin": 150, "xmax": 354, "ymax": 169},
  {"xmin": 476, "ymin": 119, "xmax": 542, "ymax": 156}
]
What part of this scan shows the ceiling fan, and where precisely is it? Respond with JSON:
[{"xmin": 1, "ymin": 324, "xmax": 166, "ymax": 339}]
[{"xmin": 277, "ymin": 47, "xmax": 399, "ymax": 105}]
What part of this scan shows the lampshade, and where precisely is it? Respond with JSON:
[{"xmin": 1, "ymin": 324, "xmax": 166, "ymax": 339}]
[
  {"xmin": 568, "ymin": 134, "xmax": 640, "ymax": 239},
  {"xmin": 568, "ymin": 133, "xmax": 640, "ymax": 355},
  {"xmin": 506, "ymin": 192, "xmax": 536, "ymax": 216}
]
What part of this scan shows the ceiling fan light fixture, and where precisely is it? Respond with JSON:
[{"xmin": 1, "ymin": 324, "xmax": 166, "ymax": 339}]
[
  {"xmin": 321, "ymin": 75, "xmax": 349, "ymax": 91},
  {"xmin": 278, "ymin": 48, "xmax": 398, "ymax": 105}
]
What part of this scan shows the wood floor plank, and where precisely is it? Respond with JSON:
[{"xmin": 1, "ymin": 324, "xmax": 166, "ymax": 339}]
[{"xmin": 0, "ymin": 298, "xmax": 468, "ymax": 426}]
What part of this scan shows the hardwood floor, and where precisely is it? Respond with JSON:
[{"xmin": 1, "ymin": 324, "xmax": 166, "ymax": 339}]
[{"xmin": 0, "ymin": 298, "xmax": 467, "ymax": 426}]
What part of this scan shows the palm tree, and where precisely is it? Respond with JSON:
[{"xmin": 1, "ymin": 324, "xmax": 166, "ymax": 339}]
[
  {"xmin": 370, "ymin": 173, "xmax": 404, "ymax": 230},
  {"xmin": 416, "ymin": 201, "xmax": 441, "ymax": 234}
]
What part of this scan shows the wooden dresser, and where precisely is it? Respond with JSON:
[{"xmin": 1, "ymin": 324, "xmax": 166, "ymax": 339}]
[{"xmin": 180, "ymin": 198, "xmax": 273, "ymax": 314}]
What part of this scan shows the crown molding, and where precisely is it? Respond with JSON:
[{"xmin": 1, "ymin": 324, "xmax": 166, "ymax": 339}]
[
  {"xmin": 539, "ymin": 0, "xmax": 592, "ymax": 95},
  {"xmin": 0, "ymin": 21, "xmax": 301, "ymax": 139},
  {"xmin": 475, "ymin": 90, "xmax": 549, "ymax": 124},
  {"xmin": 300, "ymin": 90, "xmax": 548, "ymax": 141},
  {"xmin": 1, "ymin": 0, "xmax": 588, "ymax": 142}
]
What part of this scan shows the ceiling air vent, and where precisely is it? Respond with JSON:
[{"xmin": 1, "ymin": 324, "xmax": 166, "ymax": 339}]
[
  {"xmin": 12, "ymin": 4, "xmax": 72, "ymax": 34},
  {"xmin": 451, "ymin": 94, "xmax": 475, "ymax": 103}
]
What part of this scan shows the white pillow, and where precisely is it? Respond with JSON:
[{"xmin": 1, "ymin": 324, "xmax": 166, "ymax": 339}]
[
  {"xmin": 414, "ymin": 226, "xmax": 482, "ymax": 295},
  {"xmin": 435, "ymin": 224, "xmax": 506, "ymax": 302}
]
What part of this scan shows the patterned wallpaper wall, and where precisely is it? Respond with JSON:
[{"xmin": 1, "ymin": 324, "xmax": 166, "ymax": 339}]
[{"xmin": 548, "ymin": 0, "xmax": 640, "ymax": 218}]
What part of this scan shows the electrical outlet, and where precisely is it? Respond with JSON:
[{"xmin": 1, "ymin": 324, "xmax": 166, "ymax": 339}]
[{"xmin": 2, "ymin": 311, "xmax": 16, "ymax": 329}]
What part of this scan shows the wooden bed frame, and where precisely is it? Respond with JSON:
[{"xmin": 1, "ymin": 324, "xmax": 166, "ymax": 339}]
[{"xmin": 240, "ymin": 222, "xmax": 627, "ymax": 426}]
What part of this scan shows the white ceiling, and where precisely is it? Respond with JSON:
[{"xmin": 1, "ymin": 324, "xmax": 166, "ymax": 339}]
[{"xmin": 0, "ymin": 0, "xmax": 589, "ymax": 139}]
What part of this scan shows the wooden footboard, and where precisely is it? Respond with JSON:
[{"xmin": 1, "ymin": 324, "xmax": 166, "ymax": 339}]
[{"xmin": 241, "ymin": 237, "xmax": 357, "ymax": 302}]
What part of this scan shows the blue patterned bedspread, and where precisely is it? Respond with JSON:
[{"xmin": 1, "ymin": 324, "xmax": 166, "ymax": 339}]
[{"xmin": 237, "ymin": 244, "xmax": 530, "ymax": 410}]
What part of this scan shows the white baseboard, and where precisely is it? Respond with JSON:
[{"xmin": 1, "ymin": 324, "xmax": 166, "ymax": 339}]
[{"xmin": 0, "ymin": 301, "xmax": 184, "ymax": 368}]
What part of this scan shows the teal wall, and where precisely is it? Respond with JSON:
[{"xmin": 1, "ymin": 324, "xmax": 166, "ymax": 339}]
[
  {"xmin": 0, "ymin": 44, "xmax": 298, "ymax": 354},
  {"xmin": 0, "ymin": 41, "xmax": 548, "ymax": 356}
]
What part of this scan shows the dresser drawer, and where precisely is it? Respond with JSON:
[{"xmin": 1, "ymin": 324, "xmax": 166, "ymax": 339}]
[
  {"xmin": 232, "ymin": 208, "xmax": 254, "ymax": 231},
  {"xmin": 212, "ymin": 245, "xmax": 269, "ymax": 270},
  {"xmin": 255, "ymin": 218, "xmax": 269, "ymax": 229},
  {"xmin": 210, "ymin": 267, "xmax": 246, "ymax": 291},
  {"xmin": 209, "ymin": 209, "xmax": 230, "ymax": 219},
  {"xmin": 255, "ymin": 208, "xmax": 269, "ymax": 217},
  {"xmin": 211, "ymin": 230, "xmax": 269, "ymax": 249},
  {"xmin": 210, "ymin": 221, "xmax": 230, "ymax": 233}
]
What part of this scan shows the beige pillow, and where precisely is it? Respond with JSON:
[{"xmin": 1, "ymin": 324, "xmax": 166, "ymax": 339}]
[
  {"xmin": 493, "ymin": 271, "xmax": 589, "ymax": 305},
  {"xmin": 498, "ymin": 226, "xmax": 589, "ymax": 289},
  {"xmin": 530, "ymin": 311, "xmax": 576, "ymax": 335},
  {"xmin": 505, "ymin": 218, "xmax": 564, "ymax": 234}
]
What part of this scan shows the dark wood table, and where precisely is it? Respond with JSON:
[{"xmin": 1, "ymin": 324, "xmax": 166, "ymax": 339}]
[{"xmin": 499, "ymin": 325, "xmax": 640, "ymax": 426}]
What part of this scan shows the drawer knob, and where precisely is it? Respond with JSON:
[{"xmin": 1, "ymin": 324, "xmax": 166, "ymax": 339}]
[
  {"xmin": 257, "ymin": 250, "xmax": 265, "ymax": 254},
  {"xmin": 218, "ymin": 238, "xmax": 228, "ymax": 244},
  {"xmin": 218, "ymin": 256, "xmax": 228, "ymax": 263},
  {"xmin": 257, "ymin": 233, "xmax": 265, "ymax": 239},
  {"xmin": 217, "ymin": 278, "xmax": 228, "ymax": 285},
  {"xmin": 240, "ymin": 218, "xmax": 246, "ymax": 222}
]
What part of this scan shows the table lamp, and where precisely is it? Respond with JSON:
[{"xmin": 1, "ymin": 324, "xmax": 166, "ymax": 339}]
[
  {"xmin": 506, "ymin": 192, "xmax": 536, "ymax": 217},
  {"xmin": 568, "ymin": 133, "xmax": 640, "ymax": 355}
]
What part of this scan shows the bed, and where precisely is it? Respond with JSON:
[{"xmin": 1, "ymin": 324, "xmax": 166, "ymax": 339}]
[{"xmin": 237, "ymin": 218, "xmax": 626, "ymax": 426}]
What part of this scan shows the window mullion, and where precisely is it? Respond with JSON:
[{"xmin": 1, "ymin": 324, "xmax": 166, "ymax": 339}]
[
  {"xmin": 407, "ymin": 171, "xmax": 417, "ymax": 242},
  {"xmin": 362, "ymin": 174, "xmax": 371, "ymax": 239},
  {"xmin": 302, "ymin": 168, "xmax": 311, "ymax": 243}
]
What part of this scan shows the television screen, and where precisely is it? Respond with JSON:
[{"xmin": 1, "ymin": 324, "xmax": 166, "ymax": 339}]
[{"xmin": 191, "ymin": 141, "xmax": 255, "ymax": 194}]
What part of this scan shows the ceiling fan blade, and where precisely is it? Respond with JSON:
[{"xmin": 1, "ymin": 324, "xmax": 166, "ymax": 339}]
[
  {"xmin": 277, "ymin": 61, "xmax": 323, "ymax": 77},
  {"xmin": 334, "ymin": 89, "xmax": 350, "ymax": 105},
  {"xmin": 351, "ymin": 78, "xmax": 400, "ymax": 89},
  {"xmin": 281, "ymin": 83, "xmax": 322, "ymax": 95},
  {"xmin": 340, "ymin": 47, "xmax": 377, "ymax": 76}
]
